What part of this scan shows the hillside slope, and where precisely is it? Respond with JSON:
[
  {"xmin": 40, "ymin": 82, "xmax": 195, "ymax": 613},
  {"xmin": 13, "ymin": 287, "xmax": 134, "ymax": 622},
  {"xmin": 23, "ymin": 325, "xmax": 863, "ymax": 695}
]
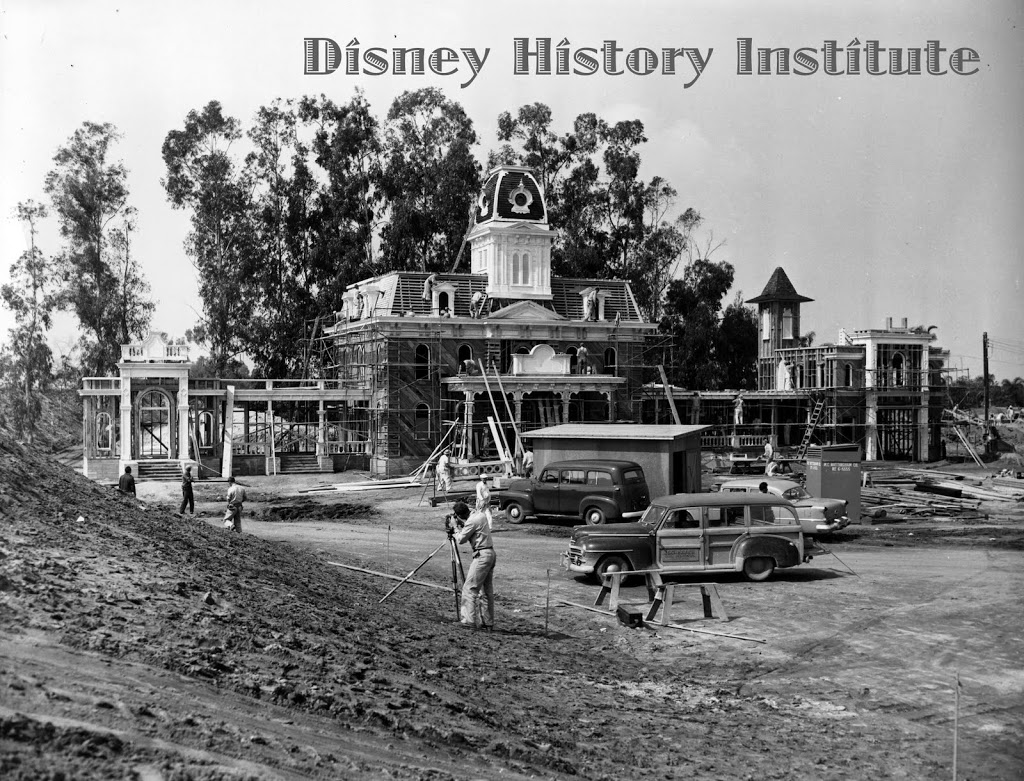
[{"xmin": 0, "ymin": 436, "xmax": 945, "ymax": 780}]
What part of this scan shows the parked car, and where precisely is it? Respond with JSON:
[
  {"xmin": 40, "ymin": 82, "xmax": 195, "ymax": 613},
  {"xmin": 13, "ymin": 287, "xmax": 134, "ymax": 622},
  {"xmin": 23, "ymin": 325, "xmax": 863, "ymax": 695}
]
[
  {"xmin": 717, "ymin": 477, "xmax": 850, "ymax": 536},
  {"xmin": 562, "ymin": 493, "xmax": 818, "ymax": 583},
  {"xmin": 493, "ymin": 459, "xmax": 649, "ymax": 525}
]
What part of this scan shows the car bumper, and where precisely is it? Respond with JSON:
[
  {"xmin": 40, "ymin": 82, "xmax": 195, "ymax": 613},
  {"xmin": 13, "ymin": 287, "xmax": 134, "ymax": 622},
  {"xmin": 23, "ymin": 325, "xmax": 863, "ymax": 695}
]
[
  {"xmin": 561, "ymin": 550, "xmax": 595, "ymax": 575},
  {"xmin": 814, "ymin": 515, "xmax": 851, "ymax": 533}
]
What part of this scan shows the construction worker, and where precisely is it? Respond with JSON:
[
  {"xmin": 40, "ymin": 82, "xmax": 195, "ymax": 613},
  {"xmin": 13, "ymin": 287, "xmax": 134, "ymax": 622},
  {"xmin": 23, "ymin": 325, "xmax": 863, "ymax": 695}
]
[
  {"xmin": 436, "ymin": 448, "xmax": 453, "ymax": 494},
  {"xmin": 522, "ymin": 448, "xmax": 535, "ymax": 478},
  {"xmin": 469, "ymin": 291, "xmax": 484, "ymax": 318},
  {"xmin": 450, "ymin": 500, "xmax": 495, "ymax": 629},
  {"xmin": 179, "ymin": 465, "xmax": 195, "ymax": 515},
  {"xmin": 475, "ymin": 473, "xmax": 493, "ymax": 528},
  {"xmin": 763, "ymin": 439, "xmax": 778, "ymax": 477},
  {"xmin": 118, "ymin": 466, "xmax": 136, "ymax": 497},
  {"xmin": 223, "ymin": 476, "xmax": 246, "ymax": 533}
]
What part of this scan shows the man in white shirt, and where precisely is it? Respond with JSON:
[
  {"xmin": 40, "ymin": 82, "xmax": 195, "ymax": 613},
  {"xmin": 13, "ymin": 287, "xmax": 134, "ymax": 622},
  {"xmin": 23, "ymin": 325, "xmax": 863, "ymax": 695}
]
[
  {"xmin": 436, "ymin": 448, "xmax": 452, "ymax": 493},
  {"xmin": 475, "ymin": 473, "xmax": 493, "ymax": 528},
  {"xmin": 449, "ymin": 501, "xmax": 495, "ymax": 629},
  {"xmin": 224, "ymin": 476, "xmax": 246, "ymax": 533}
]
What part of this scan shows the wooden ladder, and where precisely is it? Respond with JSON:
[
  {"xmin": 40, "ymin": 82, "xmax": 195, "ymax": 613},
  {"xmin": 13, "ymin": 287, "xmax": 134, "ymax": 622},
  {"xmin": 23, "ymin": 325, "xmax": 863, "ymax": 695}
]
[
  {"xmin": 952, "ymin": 425, "xmax": 985, "ymax": 467},
  {"xmin": 796, "ymin": 397, "xmax": 826, "ymax": 459}
]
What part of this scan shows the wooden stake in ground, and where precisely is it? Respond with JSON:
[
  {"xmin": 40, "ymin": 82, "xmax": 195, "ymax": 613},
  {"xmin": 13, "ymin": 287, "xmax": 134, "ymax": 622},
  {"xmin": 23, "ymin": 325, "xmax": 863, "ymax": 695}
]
[
  {"xmin": 953, "ymin": 670, "xmax": 961, "ymax": 781},
  {"xmin": 545, "ymin": 569, "xmax": 551, "ymax": 636}
]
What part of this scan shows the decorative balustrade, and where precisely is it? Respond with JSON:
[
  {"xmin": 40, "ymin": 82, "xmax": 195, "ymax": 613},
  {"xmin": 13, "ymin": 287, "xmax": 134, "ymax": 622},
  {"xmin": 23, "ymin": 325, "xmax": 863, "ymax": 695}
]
[{"xmin": 82, "ymin": 377, "xmax": 121, "ymax": 391}]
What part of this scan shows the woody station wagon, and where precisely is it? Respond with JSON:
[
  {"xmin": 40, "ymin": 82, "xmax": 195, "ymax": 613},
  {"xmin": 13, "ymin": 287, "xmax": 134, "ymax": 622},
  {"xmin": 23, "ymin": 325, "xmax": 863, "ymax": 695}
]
[{"xmin": 562, "ymin": 493, "xmax": 818, "ymax": 583}]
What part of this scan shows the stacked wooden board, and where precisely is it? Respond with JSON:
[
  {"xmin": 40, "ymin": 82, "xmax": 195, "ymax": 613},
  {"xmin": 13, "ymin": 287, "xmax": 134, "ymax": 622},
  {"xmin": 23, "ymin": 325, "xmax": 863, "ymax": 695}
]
[{"xmin": 860, "ymin": 465, "xmax": 1024, "ymax": 520}]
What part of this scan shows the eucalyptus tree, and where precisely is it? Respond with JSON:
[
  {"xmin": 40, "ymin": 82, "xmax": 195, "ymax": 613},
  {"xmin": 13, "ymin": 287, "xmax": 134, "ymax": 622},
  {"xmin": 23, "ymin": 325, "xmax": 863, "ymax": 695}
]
[
  {"xmin": 0, "ymin": 201, "xmax": 59, "ymax": 440},
  {"xmin": 378, "ymin": 88, "xmax": 481, "ymax": 272},
  {"xmin": 44, "ymin": 121, "xmax": 150, "ymax": 375},
  {"xmin": 162, "ymin": 102, "xmax": 254, "ymax": 375}
]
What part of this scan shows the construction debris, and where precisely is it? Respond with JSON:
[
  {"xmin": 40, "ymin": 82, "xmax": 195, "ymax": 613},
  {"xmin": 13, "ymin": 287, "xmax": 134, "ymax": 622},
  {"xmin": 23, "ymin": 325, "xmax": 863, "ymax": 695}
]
[{"xmin": 859, "ymin": 465, "xmax": 1024, "ymax": 520}]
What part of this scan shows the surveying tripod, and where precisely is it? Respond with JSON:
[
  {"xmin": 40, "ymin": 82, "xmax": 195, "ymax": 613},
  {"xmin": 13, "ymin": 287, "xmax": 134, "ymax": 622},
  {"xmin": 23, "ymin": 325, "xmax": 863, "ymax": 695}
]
[{"xmin": 379, "ymin": 513, "xmax": 466, "ymax": 619}]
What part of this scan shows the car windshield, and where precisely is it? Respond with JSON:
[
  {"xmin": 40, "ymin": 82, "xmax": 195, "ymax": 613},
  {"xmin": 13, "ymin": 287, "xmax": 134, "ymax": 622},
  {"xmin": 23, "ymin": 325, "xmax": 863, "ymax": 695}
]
[
  {"xmin": 782, "ymin": 487, "xmax": 811, "ymax": 500},
  {"xmin": 639, "ymin": 504, "xmax": 667, "ymax": 530}
]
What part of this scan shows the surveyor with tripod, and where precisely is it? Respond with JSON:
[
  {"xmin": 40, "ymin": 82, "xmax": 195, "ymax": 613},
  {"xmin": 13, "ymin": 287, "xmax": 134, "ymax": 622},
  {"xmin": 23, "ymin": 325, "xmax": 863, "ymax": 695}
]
[{"xmin": 446, "ymin": 500, "xmax": 496, "ymax": 629}]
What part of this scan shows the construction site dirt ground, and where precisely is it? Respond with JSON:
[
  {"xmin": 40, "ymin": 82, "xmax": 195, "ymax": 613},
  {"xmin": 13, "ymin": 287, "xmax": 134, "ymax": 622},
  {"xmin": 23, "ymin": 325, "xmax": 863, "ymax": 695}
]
[{"xmin": 2, "ymin": 438, "xmax": 1024, "ymax": 780}]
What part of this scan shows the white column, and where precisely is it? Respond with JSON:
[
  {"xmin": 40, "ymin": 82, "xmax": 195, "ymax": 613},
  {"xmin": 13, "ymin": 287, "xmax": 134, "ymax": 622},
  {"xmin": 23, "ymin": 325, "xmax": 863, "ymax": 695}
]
[
  {"xmin": 119, "ymin": 374, "xmax": 132, "ymax": 469},
  {"xmin": 177, "ymin": 372, "xmax": 190, "ymax": 462}
]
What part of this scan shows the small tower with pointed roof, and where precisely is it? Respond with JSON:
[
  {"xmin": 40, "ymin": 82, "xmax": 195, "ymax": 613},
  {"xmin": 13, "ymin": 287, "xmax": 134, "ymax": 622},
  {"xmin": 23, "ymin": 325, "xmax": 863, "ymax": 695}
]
[{"xmin": 746, "ymin": 267, "xmax": 814, "ymax": 390}]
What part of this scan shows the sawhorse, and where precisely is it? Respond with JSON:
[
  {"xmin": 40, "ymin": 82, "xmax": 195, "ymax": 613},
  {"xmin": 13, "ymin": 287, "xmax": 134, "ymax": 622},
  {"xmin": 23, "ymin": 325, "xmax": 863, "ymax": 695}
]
[
  {"xmin": 646, "ymin": 582, "xmax": 729, "ymax": 623},
  {"xmin": 595, "ymin": 570, "xmax": 728, "ymax": 623},
  {"xmin": 594, "ymin": 569, "xmax": 663, "ymax": 612}
]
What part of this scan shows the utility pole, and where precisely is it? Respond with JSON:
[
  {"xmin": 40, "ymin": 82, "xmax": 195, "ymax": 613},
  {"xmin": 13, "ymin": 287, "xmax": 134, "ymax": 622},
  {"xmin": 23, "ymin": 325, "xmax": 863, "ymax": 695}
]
[{"xmin": 983, "ymin": 332, "xmax": 990, "ymax": 454}]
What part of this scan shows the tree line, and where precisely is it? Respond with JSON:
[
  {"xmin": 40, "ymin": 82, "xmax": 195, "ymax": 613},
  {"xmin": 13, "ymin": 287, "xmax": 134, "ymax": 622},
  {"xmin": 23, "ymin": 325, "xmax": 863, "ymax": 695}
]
[{"xmin": 3, "ymin": 88, "xmax": 758, "ymax": 441}]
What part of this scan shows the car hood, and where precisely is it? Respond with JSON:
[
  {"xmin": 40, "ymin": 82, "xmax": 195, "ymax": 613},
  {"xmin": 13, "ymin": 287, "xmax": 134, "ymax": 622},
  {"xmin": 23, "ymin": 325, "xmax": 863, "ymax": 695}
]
[
  {"xmin": 571, "ymin": 522, "xmax": 647, "ymax": 541},
  {"xmin": 497, "ymin": 477, "xmax": 533, "ymax": 493}
]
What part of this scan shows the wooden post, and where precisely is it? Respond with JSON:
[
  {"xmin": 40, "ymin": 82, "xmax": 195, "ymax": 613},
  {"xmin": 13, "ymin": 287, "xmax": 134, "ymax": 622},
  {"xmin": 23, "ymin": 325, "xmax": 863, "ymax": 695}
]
[{"xmin": 658, "ymin": 365, "xmax": 682, "ymax": 425}]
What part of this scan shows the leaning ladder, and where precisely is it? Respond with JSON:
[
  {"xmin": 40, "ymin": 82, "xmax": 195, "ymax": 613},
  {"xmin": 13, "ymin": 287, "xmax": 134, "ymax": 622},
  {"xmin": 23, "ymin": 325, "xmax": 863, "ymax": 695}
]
[{"xmin": 796, "ymin": 397, "xmax": 827, "ymax": 459}]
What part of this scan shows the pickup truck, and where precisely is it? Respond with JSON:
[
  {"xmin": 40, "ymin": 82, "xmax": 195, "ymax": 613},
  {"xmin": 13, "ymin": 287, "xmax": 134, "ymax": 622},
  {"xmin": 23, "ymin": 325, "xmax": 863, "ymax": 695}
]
[{"xmin": 493, "ymin": 459, "xmax": 650, "ymax": 525}]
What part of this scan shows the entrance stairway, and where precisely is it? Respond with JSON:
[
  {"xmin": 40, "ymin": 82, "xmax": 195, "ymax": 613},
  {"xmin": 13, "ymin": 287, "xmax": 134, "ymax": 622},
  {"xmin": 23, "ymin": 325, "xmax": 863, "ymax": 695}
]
[
  {"xmin": 279, "ymin": 454, "xmax": 323, "ymax": 474},
  {"xmin": 136, "ymin": 460, "xmax": 182, "ymax": 481}
]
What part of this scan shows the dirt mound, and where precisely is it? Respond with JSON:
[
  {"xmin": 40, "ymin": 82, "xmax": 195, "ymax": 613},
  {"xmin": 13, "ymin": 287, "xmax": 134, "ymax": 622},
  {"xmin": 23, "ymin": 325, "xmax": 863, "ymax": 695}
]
[
  {"xmin": 257, "ymin": 498, "xmax": 377, "ymax": 523},
  {"xmin": 1, "ymin": 438, "xmax": 959, "ymax": 779}
]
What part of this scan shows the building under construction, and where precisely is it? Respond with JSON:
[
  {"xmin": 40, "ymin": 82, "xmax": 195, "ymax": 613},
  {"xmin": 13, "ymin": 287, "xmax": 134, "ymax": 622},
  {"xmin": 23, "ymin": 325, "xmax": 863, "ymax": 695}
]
[
  {"xmin": 649, "ymin": 267, "xmax": 952, "ymax": 463},
  {"xmin": 77, "ymin": 166, "xmax": 957, "ymax": 480}
]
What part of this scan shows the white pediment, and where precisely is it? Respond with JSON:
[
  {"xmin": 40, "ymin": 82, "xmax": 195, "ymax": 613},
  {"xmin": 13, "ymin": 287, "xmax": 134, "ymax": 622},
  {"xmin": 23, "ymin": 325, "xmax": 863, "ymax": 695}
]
[
  {"xmin": 487, "ymin": 300, "xmax": 564, "ymax": 321},
  {"xmin": 121, "ymin": 331, "xmax": 191, "ymax": 363},
  {"xmin": 512, "ymin": 343, "xmax": 571, "ymax": 376}
]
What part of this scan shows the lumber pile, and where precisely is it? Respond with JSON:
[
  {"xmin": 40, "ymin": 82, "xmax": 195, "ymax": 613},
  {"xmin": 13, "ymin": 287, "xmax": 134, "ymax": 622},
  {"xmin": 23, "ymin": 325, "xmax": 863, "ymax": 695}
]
[{"xmin": 860, "ymin": 466, "xmax": 1024, "ymax": 520}]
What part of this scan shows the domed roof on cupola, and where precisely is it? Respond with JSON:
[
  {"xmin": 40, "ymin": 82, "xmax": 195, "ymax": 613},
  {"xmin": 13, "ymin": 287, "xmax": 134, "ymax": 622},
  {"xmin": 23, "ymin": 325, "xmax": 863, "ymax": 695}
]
[{"xmin": 475, "ymin": 165, "xmax": 547, "ymax": 225}]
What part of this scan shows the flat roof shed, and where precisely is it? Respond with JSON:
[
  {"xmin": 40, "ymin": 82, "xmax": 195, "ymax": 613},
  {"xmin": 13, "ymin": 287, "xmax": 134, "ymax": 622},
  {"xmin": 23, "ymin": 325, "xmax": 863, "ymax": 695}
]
[{"xmin": 523, "ymin": 423, "xmax": 710, "ymax": 500}]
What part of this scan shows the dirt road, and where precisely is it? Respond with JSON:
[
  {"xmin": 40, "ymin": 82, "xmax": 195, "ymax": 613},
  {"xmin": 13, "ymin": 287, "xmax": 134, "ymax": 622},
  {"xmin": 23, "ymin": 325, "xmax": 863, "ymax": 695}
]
[{"xmin": 247, "ymin": 493, "xmax": 1024, "ymax": 773}]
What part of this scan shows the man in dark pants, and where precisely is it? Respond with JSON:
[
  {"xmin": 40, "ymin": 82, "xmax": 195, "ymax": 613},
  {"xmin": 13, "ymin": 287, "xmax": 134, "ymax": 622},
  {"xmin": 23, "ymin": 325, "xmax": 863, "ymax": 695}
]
[
  {"xmin": 449, "ymin": 500, "xmax": 495, "ymax": 629},
  {"xmin": 118, "ymin": 466, "xmax": 136, "ymax": 497},
  {"xmin": 179, "ymin": 466, "xmax": 195, "ymax": 515},
  {"xmin": 224, "ymin": 476, "xmax": 246, "ymax": 533}
]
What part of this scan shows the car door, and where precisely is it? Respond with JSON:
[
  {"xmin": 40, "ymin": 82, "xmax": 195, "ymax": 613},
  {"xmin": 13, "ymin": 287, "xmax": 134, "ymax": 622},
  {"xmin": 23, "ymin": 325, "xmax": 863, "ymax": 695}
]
[
  {"xmin": 533, "ymin": 468, "xmax": 561, "ymax": 514},
  {"xmin": 558, "ymin": 468, "xmax": 588, "ymax": 515},
  {"xmin": 705, "ymin": 504, "xmax": 749, "ymax": 568},
  {"xmin": 655, "ymin": 506, "xmax": 705, "ymax": 572}
]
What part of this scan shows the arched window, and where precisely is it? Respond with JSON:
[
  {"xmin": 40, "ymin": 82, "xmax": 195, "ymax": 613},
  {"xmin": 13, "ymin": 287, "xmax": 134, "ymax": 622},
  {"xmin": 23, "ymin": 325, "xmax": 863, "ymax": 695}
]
[
  {"xmin": 512, "ymin": 252, "xmax": 521, "ymax": 284},
  {"xmin": 415, "ymin": 344, "xmax": 430, "ymax": 380},
  {"xmin": 761, "ymin": 309, "xmax": 771, "ymax": 341},
  {"xmin": 96, "ymin": 412, "xmax": 112, "ymax": 452},
  {"xmin": 438, "ymin": 291, "xmax": 450, "ymax": 313},
  {"xmin": 521, "ymin": 252, "xmax": 530, "ymax": 284},
  {"xmin": 139, "ymin": 390, "xmax": 171, "ymax": 458},
  {"xmin": 199, "ymin": 411, "xmax": 214, "ymax": 447},
  {"xmin": 844, "ymin": 363, "xmax": 854, "ymax": 387},
  {"xmin": 515, "ymin": 344, "xmax": 530, "ymax": 354},
  {"xmin": 604, "ymin": 347, "xmax": 617, "ymax": 375},
  {"xmin": 892, "ymin": 353, "xmax": 905, "ymax": 386},
  {"xmin": 415, "ymin": 403, "xmax": 430, "ymax": 440},
  {"xmin": 458, "ymin": 343, "xmax": 473, "ymax": 364}
]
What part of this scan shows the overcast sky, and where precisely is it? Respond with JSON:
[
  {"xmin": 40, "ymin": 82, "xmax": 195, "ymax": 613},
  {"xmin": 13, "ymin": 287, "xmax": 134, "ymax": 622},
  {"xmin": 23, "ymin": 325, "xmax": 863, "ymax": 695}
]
[{"xmin": 2, "ymin": 0, "xmax": 1022, "ymax": 380}]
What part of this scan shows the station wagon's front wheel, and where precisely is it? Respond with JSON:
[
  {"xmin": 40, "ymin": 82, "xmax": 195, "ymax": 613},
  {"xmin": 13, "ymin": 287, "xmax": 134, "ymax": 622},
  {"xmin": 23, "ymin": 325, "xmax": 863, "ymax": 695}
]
[
  {"xmin": 583, "ymin": 506, "xmax": 607, "ymax": 525},
  {"xmin": 594, "ymin": 555, "xmax": 630, "ymax": 584},
  {"xmin": 504, "ymin": 501, "xmax": 526, "ymax": 524},
  {"xmin": 743, "ymin": 556, "xmax": 776, "ymax": 582}
]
